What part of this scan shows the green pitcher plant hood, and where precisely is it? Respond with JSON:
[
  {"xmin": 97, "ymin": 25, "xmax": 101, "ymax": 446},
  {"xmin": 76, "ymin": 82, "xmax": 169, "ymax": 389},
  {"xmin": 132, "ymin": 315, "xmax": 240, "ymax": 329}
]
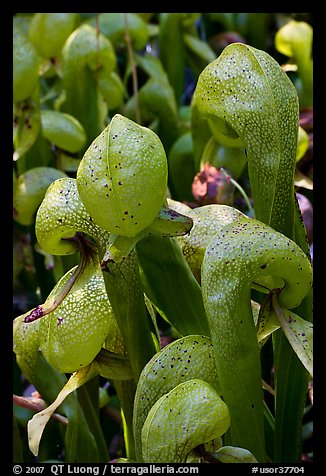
[
  {"xmin": 77, "ymin": 113, "xmax": 168, "ymax": 238},
  {"xmin": 201, "ymin": 213, "xmax": 312, "ymax": 460}
]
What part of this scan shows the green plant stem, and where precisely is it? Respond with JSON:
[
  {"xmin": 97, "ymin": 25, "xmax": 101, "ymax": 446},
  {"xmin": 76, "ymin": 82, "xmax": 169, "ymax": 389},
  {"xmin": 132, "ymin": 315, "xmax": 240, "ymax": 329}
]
[
  {"xmin": 100, "ymin": 248, "xmax": 159, "ymax": 460},
  {"xmin": 124, "ymin": 13, "xmax": 141, "ymax": 125},
  {"xmin": 220, "ymin": 167, "xmax": 255, "ymax": 217},
  {"xmin": 263, "ymin": 400, "xmax": 275, "ymax": 462},
  {"xmin": 114, "ymin": 379, "xmax": 137, "ymax": 461},
  {"xmin": 76, "ymin": 378, "xmax": 109, "ymax": 462},
  {"xmin": 13, "ymin": 413, "xmax": 24, "ymax": 463},
  {"xmin": 100, "ymin": 249, "xmax": 159, "ymax": 380}
]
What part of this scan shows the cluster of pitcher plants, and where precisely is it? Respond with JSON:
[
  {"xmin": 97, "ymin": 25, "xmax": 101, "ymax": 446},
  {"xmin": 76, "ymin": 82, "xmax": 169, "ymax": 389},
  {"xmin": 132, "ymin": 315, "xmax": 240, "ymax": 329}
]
[{"xmin": 13, "ymin": 13, "xmax": 313, "ymax": 464}]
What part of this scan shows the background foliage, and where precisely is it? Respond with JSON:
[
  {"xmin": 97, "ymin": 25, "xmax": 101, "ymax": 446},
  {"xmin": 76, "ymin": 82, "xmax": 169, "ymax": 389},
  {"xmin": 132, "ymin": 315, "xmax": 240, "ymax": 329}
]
[{"xmin": 13, "ymin": 13, "xmax": 313, "ymax": 464}]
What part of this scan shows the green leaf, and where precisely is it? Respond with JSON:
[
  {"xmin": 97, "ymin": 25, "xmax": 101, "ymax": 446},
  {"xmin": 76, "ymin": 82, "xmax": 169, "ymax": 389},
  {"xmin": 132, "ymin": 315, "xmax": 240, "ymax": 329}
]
[
  {"xmin": 124, "ymin": 76, "xmax": 180, "ymax": 153},
  {"xmin": 281, "ymin": 309, "xmax": 313, "ymax": 376},
  {"xmin": 13, "ymin": 414, "xmax": 24, "ymax": 463},
  {"xmin": 41, "ymin": 110, "xmax": 86, "ymax": 153},
  {"xmin": 159, "ymin": 14, "xmax": 185, "ymax": 107},
  {"xmin": 257, "ymin": 293, "xmax": 313, "ymax": 376},
  {"xmin": 13, "ymin": 167, "xmax": 67, "ymax": 226},
  {"xmin": 98, "ymin": 71, "xmax": 125, "ymax": 111},
  {"xmin": 168, "ymin": 132, "xmax": 196, "ymax": 202},
  {"xmin": 134, "ymin": 53, "xmax": 168, "ymax": 81},
  {"xmin": 273, "ymin": 329, "xmax": 310, "ymax": 462},
  {"xmin": 256, "ymin": 302, "xmax": 281, "ymax": 343},
  {"xmin": 88, "ymin": 13, "xmax": 149, "ymax": 50},
  {"xmin": 28, "ymin": 13, "xmax": 78, "ymax": 58},
  {"xmin": 13, "ymin": 92, "xmax": 41, "ymax": 161},
  {"xmin": 61, "ymin": 24, "xmax": 116, "ymax": 146},
  {"xmin": 271, "ymin": 293, "xmax": 313, "ymax": 376},
  {"xmin": 190, "ymin": 95, "xmax": 212, "ymax": 170},
  {"xmin": 13, "ymin": 22, "xmax": 41, "ymax": 102},
  {"xmin": 213, "ymin": 445, "xmax": 258, "ymax": 463},
  {"xmin": 183, "ymin": 33, "xmax": 216, "ymax": 64},
  {"xmin": 296, "ymin": 125, "xmax": 310, "ymax": 162},
  {"xmin": 136, "ymin": 235, "xmax": 210, "ymax": 337},
  {"xmin": 275, "ymin": 20, "xmax": 313, "ymax": 107}
]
